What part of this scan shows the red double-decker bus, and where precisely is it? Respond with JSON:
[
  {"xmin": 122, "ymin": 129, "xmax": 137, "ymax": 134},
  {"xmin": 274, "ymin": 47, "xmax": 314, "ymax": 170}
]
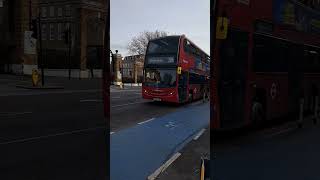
[
  {"xmin": 211, "ymin": 0, "xmax": 320, "ymax": 130},
  {"xmin": 142, "ymin": 35, "xmax": 210, "ymax": 103}
]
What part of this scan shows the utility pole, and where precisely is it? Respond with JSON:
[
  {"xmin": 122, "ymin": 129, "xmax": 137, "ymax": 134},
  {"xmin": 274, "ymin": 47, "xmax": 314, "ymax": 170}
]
[
  {"xmin": 68, "ymin": 27, "xmax": 71, "ymax": 80},
  {"xmin": 64, "ymin": 25, "xmax": 72, "ymax": 79},
  {"xmin": 29, "ymin": 0, "xmax": 32, "ymax": 30},
  {"xmin": 210, "ymin": 0, "xmax": 220, "ymax": 178},
  {"xmin": 38, "ymin": 12, "xmax": 44, "ymax": 86}
]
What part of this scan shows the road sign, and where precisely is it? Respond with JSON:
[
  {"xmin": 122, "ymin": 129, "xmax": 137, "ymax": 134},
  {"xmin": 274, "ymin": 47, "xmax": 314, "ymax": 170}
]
[
  {"xmin": 24, "ymin": 31, "xmax": 37, "ymax": 55},
  {"xmin": 177, "ymin": 67, "xmax": 182, "ymax": 74},
  {"xmin": 32, "ymin": 69, "xmax": 39, "ymax": 86},
  {"xmin": 216, "ymin": 17, "xmax": 229, "ymax": 40}
]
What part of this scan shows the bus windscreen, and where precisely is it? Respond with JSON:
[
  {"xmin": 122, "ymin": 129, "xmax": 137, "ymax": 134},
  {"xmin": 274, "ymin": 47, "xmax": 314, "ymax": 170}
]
[{"xmin": 144, "ymin": 68, "xmax": 177, "ymax": 88}]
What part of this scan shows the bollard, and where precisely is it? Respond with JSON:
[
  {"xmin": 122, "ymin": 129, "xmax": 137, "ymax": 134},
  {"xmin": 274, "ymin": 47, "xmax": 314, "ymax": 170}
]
[
  {"xmin": 200, "ymin": 159, "xmax": 205, "ymax": 180},
  {"xmin": 314, "ymin": 96, "xmax": 319, "ymax": 124},
  {"xmin": 298, "ymin": 98, "xmax": 304, "ymax": 128}
]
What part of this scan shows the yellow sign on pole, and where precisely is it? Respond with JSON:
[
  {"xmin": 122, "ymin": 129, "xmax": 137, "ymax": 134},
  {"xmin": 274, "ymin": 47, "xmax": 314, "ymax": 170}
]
[
  {"xmin": 177, "ymin": 67, "xmax": 182, "ymax": 75},
  {"xmin": 216, "ymin": 17, "xmax": 229, "ymax": 40},
  {"xmin": 32, "ymin": 69, "xmax": 39, "ymax": 87}
]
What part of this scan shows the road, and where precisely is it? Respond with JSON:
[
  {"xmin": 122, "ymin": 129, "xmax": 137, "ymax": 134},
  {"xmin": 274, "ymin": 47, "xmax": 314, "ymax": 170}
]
[
  {"xmin": 213, "ymin": 118, "xmax": 320, "ymax": 180},
  {"xmin": 0, "ymin": 75, "xmax": 107, "ymax": 180},
  {"xmin": 110, "ymin": 86, "xmax": 181, "ymax": 132}
]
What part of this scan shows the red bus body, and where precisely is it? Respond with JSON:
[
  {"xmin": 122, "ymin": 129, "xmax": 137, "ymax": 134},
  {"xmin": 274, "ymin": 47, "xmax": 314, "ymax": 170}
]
[
  {"xmin": 142, "ymin": 35, "xmax": 210, "ymax": 103},
  {"xmin": 212, "ymin": 0, "xmax": 320, "ymax": 130}
]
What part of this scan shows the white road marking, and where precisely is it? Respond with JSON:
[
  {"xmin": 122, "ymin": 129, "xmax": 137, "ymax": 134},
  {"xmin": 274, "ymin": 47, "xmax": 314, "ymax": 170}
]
[
  {"xmin": 0, "ymin": 89, "xmax": 102, "ymax": 97},
  {"xmin": 138, "ymin": 118, "xmax": 155, "ymax": 125},
  {"xmin": 193, "ymin": 129, "xmax": 206, "ymax": 140},
  {"xmin": 0, "ymin": 112, "xmax": 33, "ymax": 116},
  {"xmin": 111, "ymin": 101, "xmax": 145, "ymax": 108},
  {"xmin": 110, "ymin": 132, "xmax": 115, "ymax": 135},
  {"xmin": 147, "ymin": 152, "xmax": 182, "ymax": 180},
  {"xmin": 265, "ymin": 127, "xmax": 295, "ymax": 138},
  {"xmin": 80, "ymin": 99, "xmax": 102, "ymax": 102},
  {"xmin": 110, "ymin": 89, "xmax": 141, "ymax": 93},
  {"xmin": 0, "ymin": 126, "xmax": 105, "ymax": 145}
]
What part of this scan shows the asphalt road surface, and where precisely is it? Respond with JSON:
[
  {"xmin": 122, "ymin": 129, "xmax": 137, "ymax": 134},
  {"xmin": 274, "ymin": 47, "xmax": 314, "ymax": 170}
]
[
  {"xmin": 110, "ymin": 86, "xmax": 182, "ymax": 132},
  {"xmin": 0, "ymin": 76, "xmax": 107, "ymax": 180},
  {"xmin": 213, "ymin": 118, "xmax": 320, "ymax": 180}
]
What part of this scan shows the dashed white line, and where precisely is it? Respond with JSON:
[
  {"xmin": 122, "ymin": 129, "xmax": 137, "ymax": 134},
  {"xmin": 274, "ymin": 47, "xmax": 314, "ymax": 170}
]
[
  {"xmin": 138, "ymin": 118, "xmax": 155, "ymax": 125},
  {"xmin": 0, "ymin": 112, "xmax": 33, "ymax": 116},
  {"xmin": 193, "ymin": 129, "xmax": 206, "ymax": 140},
  {"xmin": 265, "ymin": 127, "xmax": 295, "ymax": 138},
  {"xmin": 80, "ymin": 99, "xmax": 102, "ymax": 102},
  {"xmin": 0, "ymin": 89, "xmax": 102, "ymax": 97},
  {"xmin": 147, "ymin": 152, "xmax": 182, "ymax": 180},
  {"xmin": 111, "ymin": 101, "xmax": 145, "ymax": 108},
  {"xmin": 0, "ymin": 126, "xmax": 105, "ymax": 145}
]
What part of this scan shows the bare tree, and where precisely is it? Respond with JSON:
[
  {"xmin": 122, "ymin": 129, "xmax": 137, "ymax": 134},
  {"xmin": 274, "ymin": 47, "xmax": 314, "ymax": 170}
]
[{"xmin": 127, "ymin": 30, "xmax": 168, "ymax": 55}]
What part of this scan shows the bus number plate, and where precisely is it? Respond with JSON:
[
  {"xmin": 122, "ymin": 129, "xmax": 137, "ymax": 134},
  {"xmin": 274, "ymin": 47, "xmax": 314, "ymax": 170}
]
[{"xmin": 153, "ymin": 98, "xmax": 162, "ymax": 101}]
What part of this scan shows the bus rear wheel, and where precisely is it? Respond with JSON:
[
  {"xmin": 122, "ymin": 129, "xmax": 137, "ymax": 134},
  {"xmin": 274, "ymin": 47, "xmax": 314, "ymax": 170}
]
[
  {"xmin": 252, "ymin": 101, "xmax": 265, "ymax": 126},
  {"xmin": 189, "ymin": 93, "xmax": 193, "ymax": 103}
]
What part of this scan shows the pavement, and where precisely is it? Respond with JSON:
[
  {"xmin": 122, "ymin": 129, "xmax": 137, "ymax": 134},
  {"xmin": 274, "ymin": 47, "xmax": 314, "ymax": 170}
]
[
  {"xmin": 0, "ymin": 74, "xmax": 108, "ymax": 179},
  {"xmin": 157, "ymin": 127, "xmax": 210, "ymax": 180}
]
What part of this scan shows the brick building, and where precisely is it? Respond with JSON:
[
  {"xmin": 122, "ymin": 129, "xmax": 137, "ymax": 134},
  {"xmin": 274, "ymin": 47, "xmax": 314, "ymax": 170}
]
[
  {"xmin": 0, "ymin": 0, "xmax": 39, "ymax": 74},
  {"xmin": 122, "ymin": 54, "xmax": 144, "ymax": 83},
  {"xmin": 0, "ymin": 0, "xmax": 107, "ymax": 78}
]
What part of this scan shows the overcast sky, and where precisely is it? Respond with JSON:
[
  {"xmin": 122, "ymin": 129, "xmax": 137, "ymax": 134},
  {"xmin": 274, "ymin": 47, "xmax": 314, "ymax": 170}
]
[{"xmin": 111, "ymin": 0, "xmax": 210, "ymax": 57}]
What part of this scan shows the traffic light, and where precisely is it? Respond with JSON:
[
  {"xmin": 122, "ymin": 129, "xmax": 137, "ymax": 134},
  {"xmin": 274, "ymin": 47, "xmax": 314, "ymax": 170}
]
[{"xmin": 31, "ymin": 19, "xmax": 38, "ymax": 39}]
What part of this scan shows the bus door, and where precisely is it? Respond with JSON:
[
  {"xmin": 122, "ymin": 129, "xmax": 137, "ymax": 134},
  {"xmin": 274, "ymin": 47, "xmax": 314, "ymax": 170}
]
[
  {"xmin": 219, "ymin": 30, "xmax": 248, "ymax": 128},
  {"xmin": 178, "ymin": 71, "xmax": 188, "ymax": 103}
]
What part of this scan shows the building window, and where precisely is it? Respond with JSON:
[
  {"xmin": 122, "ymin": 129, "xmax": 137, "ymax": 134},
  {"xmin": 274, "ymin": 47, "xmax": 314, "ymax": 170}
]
[
  {"xmin": 41, "ymin": 7, "xmax": 47, "ymax": 17},
  {"xmin": 58, "ymin": 7, "xmax": 63, "ymax": 17},
  {"xmin": 57, "ymin": 23, "xmax": 62, "ymax": 40},
  {"xmin": 50, "ymin": 23, "xmax": 55, "ymax": 40},
  {"xmin": 49, "ymin": 6, "xmax": 55, "ymax": 17},
  {"xmin": 41, "ymin": 24, "xmax": 47, "ymax": 40},
  {"xmin": 65, "ymin": 5, "xmax": 71, "ymax": 16}
]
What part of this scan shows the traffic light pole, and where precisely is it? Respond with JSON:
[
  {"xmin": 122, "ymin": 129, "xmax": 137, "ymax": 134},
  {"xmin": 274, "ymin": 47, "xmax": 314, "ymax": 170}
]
[
  {"xmin": 68, "ymin": 27, "xmax": 71, "ymax": 80},
  {"xmin": 38, "ymin": 13, "xmax": 44, "ymax": 86},
  {"xmin": 210, "ymin": 0, "xmax": 219, "ymax": 178}
]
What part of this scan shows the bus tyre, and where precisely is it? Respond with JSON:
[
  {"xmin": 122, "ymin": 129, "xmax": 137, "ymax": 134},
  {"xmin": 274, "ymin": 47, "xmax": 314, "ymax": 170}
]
[
  {"xmin": 189, "ymin": 93, "xmax": 193, "ymax": 103},
  {"xmin": 252, "ymin": 101, "xmax": 265, "ymax": 126}
]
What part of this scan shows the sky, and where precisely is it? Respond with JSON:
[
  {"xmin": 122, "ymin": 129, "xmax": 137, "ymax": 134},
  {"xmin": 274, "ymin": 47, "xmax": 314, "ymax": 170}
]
[{"xmin": 110, "ymin": 0, "xmax": 210, "ymax": 57}]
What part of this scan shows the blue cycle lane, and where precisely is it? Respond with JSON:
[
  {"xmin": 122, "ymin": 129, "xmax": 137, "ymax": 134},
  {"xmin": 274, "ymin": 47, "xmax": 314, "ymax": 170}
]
[{"xmin": 110, "ymin": 102, "xmax": 210, "ymax": 180}]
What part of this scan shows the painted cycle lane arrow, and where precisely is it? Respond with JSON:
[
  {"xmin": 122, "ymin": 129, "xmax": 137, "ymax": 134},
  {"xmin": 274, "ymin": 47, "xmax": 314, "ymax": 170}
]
[{"xmin": 111, "ymin": 102, "xmax": 209, "ymax": 180}]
